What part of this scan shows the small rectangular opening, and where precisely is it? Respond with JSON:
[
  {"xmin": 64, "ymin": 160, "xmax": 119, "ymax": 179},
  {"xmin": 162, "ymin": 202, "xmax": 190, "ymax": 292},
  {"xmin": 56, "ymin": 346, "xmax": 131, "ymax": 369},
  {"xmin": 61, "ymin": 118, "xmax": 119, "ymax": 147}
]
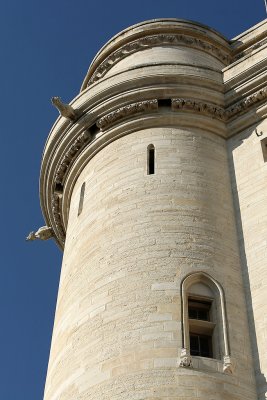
[
  {"xmin": 261, "ymin": 137, "xmax": 267, "ymax": 162},
  {"xmin": 158, "ymin": 99, "xmax": 172, "ymax": 108},
  {"xmin": 90, "ymin": 123, "xmax": 99, "ymax": 136},
  {"xmin": 78, "ymin": 182, "xmax": 85, "ymax": 216},
  {"xmin": 147, "ymin": 146, "xmax": 155, "ymax": 175},
  {"xmin": 55, "ymin": 183, "xmax": 63, "ymax": 194}
]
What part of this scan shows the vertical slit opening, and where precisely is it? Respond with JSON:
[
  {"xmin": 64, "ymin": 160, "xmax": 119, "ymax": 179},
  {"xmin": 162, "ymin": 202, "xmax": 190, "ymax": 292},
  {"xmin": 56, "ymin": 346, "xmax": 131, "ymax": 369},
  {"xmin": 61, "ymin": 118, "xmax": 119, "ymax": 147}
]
[
  {"xmin": 78, "ymin": 182, "xmax": 85, "ymax": 216},
  {"xmin": 261, "ymin": 137, "xmax": 267, "ymax": 162},
  {"xmin": 147, "ymin": 144, "xmax": 155, "ymax": 175}
]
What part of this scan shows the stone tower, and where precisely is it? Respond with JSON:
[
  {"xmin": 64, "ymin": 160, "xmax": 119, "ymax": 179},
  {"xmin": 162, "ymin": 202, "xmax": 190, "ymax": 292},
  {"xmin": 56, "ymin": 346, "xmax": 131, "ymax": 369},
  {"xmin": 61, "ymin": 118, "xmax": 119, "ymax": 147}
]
[{"xmin": 39, "ymin": 19, "xmax": 267, "ymax": 400}]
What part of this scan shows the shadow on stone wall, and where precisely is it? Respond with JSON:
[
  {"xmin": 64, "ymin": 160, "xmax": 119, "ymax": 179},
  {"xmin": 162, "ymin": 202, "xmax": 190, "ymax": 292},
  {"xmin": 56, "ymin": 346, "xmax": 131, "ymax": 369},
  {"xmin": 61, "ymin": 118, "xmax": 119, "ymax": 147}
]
[{"xmin": 227, "ymin": 125, "xmax": 267, "ymax": 400}]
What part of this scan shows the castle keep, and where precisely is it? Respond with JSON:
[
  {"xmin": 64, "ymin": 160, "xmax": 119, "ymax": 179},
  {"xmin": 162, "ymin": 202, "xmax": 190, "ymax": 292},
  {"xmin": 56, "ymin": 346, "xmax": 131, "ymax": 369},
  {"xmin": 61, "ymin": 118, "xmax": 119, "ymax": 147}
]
[{"xmin": 38, "ymin": 19, "xmax": 267, "ymax": 400}]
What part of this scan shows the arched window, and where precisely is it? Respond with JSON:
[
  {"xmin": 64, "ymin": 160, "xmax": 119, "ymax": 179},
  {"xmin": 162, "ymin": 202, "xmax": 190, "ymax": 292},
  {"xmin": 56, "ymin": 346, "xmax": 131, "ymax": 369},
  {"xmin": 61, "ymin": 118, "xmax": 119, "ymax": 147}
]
[{"xmin": 179, "ymin": 272, "xmax": 233, "ymax": 374}]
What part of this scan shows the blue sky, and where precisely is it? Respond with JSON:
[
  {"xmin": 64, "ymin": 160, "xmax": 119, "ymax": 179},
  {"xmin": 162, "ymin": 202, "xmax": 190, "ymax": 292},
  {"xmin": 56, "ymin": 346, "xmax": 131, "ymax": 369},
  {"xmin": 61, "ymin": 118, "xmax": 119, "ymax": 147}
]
[{"xmin": 1, "ymin": 1, "xmax": 265, "ymax": 398}]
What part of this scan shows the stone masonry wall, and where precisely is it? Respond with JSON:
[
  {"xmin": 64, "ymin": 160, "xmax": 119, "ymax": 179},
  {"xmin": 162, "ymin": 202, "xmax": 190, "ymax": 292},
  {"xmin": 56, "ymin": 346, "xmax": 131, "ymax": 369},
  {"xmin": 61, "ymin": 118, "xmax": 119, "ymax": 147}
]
[
  {"xmin": 227, "ymin": 117, "xmax": 267, "ymax": 400},
  {"xmin": 44, "ymin": 127, "xmax": 257, "ymax": 400}
]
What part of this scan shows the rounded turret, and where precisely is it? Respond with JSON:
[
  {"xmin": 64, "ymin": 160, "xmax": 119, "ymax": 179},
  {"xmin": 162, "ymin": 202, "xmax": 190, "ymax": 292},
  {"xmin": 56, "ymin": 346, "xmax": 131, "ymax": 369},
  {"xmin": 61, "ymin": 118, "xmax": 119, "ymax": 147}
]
[{"xmin": 40, "ymin": 19, "xmax": 265, "ymax": 400}]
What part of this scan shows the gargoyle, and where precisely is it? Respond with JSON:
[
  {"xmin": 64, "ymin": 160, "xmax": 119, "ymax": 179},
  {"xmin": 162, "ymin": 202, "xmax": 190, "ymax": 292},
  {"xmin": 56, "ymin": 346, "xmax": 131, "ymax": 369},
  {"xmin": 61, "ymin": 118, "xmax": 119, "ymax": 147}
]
[
  {"xmin": 51, "ymin": 96, "xmax": 78, "ymax": 121},
  {"xmin": 26, "ymin": 226, "xmax": 54, "ymax": 241}
]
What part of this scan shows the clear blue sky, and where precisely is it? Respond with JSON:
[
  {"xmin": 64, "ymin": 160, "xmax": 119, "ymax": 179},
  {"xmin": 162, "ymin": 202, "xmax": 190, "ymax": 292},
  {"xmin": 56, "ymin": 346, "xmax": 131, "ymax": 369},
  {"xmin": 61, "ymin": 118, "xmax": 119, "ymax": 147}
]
[{"xmin": 0, "ymin": 1, "xmax": 265, "ymax": 398}]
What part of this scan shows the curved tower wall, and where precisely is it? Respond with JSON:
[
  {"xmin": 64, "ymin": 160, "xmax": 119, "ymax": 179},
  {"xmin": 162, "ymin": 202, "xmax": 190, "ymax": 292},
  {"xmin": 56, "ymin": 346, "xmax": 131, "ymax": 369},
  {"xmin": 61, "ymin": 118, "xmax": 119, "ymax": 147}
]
[
  {"xmin": 45, "ymin": 129, "xmax": 256, "ymax": 400},
  {"xmin": 39, "ymin": 19, "xmax": 267, "ymax": 400}
]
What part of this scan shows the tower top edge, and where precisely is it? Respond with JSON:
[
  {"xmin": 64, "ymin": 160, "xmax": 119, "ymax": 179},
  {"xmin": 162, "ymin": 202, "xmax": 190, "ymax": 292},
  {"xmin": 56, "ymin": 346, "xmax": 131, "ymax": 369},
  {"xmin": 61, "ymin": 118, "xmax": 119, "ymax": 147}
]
[
  {"xmin": 80, "ymin": 18, "xmax": 231, "ymax": 91},
  {"xmin": 39, "ymin": 18, "xmax": 267, "ymax": 247}
]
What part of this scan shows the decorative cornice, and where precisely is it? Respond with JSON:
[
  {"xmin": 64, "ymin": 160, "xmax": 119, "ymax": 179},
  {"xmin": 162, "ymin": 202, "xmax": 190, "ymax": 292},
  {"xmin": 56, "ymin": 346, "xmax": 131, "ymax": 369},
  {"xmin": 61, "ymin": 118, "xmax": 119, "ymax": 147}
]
[
  {"xmin": 96, "ymin": 99, "xmax": 158, "ymax": 130},
  {"xmin": 47, "ymin": 87, "xmax": 267, "ymax": 246},
  {"xmin": 55, "ymin": 130, "xmax": 91, "ymax": 185},
  {"xmin": 232, "ymin": 37, "xmax": 267, "ymax": 62},
  {"xmin": 88, "ymin": 34, "xmax": 231, "ymax": 85},
  {"xmin": 172, "ymin": 98, "xmax": 225, "ymax": 120},
  {"xmin": 172, "ymin": 87, "xmax": 267, "ymax": 121},
  {"xmin": 54, "ymin": 90, "xmax": 267, "ymax": 189},
  {"xmin": 225, "ymin": 87, "xmax": 267, "ymax": 119}
]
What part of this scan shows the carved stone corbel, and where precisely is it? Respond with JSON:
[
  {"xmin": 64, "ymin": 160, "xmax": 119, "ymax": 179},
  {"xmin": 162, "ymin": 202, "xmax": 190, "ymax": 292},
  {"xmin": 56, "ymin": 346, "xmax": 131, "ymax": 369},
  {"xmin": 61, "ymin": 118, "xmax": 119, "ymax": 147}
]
[
  {"xmin": 51, "ymin": 97, "xmax": 78, "ymax": 121},
  {"xmin": 179, "ymin": 348, "xmax": 192, "ymax": 368},
  {"xmin": 223, "ymin": 355, "xmax": 234, "ymax": 374},
  {"xmin": 26, "ymin": 226, "xmax": 54, "ymax": 241}
]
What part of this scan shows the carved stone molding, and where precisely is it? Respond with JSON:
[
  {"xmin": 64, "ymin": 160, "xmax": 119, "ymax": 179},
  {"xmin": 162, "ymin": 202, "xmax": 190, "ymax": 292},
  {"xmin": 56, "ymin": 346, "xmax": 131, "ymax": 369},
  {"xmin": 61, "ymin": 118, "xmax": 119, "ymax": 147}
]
[
  {"xmin": 49, "ymin": 88, "xmax": 267, "ymax": 246},
  {"xmin": 179, "ymin": 348, "xmax": 192, "ymax": 368},
  {"xmin": 225, "ymin": 87, "xmax": 267, "ymax": 119},
  {"xmin": 233, "ymin": 37, "xmax": 267, "ymax": 61},
  {"xmin": 55, "ymin": 130, "xmax": 91, "ymax": 185},
  {"xmin": 97, "ymin": 99, "xmax": 158, "ymax": 130},
  {"xmin": 172, "ymin": 98, "xmax": 225, "ymax": 120},
  {"xmin": 172, "ymin": 87, "xmax": 267, "ymax": 121},
  {"xmin": 52, "ymin": 194, "xmax": 65, "ymax": 243},
  {"xmin": 88, "ymin": 34, "xmax": 231, "ymax": 85}
]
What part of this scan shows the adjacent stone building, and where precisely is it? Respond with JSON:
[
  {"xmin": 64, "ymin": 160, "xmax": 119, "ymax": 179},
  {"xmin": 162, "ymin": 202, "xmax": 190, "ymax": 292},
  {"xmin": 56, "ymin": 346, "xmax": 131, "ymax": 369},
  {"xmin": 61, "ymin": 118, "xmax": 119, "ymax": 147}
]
[{"xmin": 38, "ymin": 19, "xmax": 267, "ymax": 400}]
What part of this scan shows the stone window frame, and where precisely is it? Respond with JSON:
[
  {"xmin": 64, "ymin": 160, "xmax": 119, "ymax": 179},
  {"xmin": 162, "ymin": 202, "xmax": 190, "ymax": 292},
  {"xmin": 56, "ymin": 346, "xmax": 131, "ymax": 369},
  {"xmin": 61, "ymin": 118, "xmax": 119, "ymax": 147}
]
[{"xmin": 179, "ymin": 271, "xmax": 233, "ymax": 374}]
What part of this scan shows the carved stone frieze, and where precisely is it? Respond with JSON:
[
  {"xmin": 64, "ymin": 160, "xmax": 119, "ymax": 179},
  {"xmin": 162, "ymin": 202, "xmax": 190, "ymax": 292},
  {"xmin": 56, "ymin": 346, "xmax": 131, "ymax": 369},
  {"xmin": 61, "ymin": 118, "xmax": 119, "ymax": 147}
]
[
  {"xmin": 172, "ymin": 98, "xmax": 226, "ymax": 120},
  {"xmin": 52, "ymin": 193, "xmax": 65, "ymax": 243},
  {"xmin": 88, "ymin": 34, "xmax": 231, "ymax": 85},
  {"xmin": 97, "ymin": 99, "xmax": 158, "ymax": 130},
  {"xmin": 55, "ymin": 130, "xmax": 91, "ymax": 185},
  {"xmin": 225, "ymin": 87, "xmax": 267, "ymax": 119},
  {"xmin": 50, "ymin": 87, "xmax": 267, "ymax": 246},
  {"xmin": 172, "ymin": 87, "xmax": 267, "ymax": 121}
]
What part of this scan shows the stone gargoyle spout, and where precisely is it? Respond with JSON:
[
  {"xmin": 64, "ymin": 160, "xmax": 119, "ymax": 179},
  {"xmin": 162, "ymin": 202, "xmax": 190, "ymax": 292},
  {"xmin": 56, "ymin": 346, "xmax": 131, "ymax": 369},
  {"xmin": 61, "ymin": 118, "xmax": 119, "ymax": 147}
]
[{"xmin": 26, "ymin": 226, "xmax": 54, "ymax": 241}]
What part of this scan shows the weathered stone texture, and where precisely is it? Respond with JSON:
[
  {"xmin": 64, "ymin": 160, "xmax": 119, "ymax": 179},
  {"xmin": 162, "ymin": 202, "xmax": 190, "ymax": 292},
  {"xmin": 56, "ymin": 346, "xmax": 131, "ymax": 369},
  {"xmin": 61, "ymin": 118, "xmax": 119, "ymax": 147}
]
[
  {"xmin": 44, "ymin": 129, "xmax": 256, "ymax": 400},
  {"xmin": 40, "ymin": 18, "xmax": 267, "ymax": 400},
  {"xmin": 227, "ymin": 119, "xmax": 267, "ymax": 400}
]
